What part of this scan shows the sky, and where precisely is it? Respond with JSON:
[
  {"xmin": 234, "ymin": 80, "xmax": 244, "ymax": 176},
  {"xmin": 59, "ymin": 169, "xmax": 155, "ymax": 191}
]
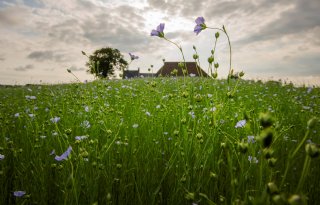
[{"xmin": 0, "ymin": 0, "xmax": 319, "ymax": 85}]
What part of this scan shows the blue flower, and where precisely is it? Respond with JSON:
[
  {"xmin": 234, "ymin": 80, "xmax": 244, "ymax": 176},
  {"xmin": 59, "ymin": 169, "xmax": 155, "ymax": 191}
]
[
  {"xmin": 151, "ymin": 23, "xmax": 165, "ymax": 38},
  {"xmin": 129, "ymin": 53, "xmax": 139, "ymax": 61},
  {"xmin": 13, "ymin": 191, "xmax": 26, "ymax": 197},
  {"xmin": 235, "ymin": 119, "xmax": 246, "ymax": 128},
  {"xmin": 194, "ymin": 17, "xmax": 206, "ymax": 35},
  {"xmin": 55, "ymin": 146, "xmax": 72, "ymax": 161}
]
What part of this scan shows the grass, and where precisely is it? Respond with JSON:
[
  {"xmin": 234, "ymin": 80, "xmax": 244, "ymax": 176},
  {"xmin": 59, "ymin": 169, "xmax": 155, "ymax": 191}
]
[{"xmin": 0, "ymin": 77, "xmax": 319, "ymax": 205}]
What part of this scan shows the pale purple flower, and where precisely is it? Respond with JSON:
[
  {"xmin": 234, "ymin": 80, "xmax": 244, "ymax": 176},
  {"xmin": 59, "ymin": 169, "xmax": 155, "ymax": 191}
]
[
  {"xmin": 50, "ymin": 150, "xmax": 55, "ymax": 155},
  {"xmin": 13, "ymin": 191, "xmax": 26, "ymax": 197},
  {"xmin": 151, "ymin": 23, "xmax": 165, "ymax": 37},
  {"xmin": 248, "ymin": 156, "xmax": 258, "ymax": 164},
  {"xmin": 81, "ymin": 120, "xmax": 91, "ymax": 128},
  {"xmin": 75, "ymin": 136, "xmax": 88, "ymax": 141},
  {"xmin": 129, "ymin": 53, "xmax": 139, "ymax": 61},
  {"xmin": 194, "ymin": 17, "xmax": 206, "ymax": 35},
  {"xmin": 189, "ymin": 111, "xmax": 196, "ymax": 119},
  {"xmin": 50, "ymin": 116, "xmax": 60, "ymax": 123},
  {"xmin": 247, "ymin": 135, "xmax": 255, "ymax": 143},
  {"xmin": 25, "ymin": 95, "xmax": 36, "ymax": 100},
  {"xmin": 55, "ymin": 146, "xmax": 72, "ymax": 161},
  {"xmin": 84, "ymin": 106, "xmax": 90, "ymax": 112},
  {"xmin": 14, "ymin": 113, "xmax": 20, "ymax": 117},
  {"xmin": 28, "ymin": 114, "xmax": 35, "ymax": 118},
  {"xmin": 235, "ymin": 119, "xmax": 246, "ymax": 128},
  {"xmin": 0, "ymin": 154, "xmax": 4, "ymax": 160}
]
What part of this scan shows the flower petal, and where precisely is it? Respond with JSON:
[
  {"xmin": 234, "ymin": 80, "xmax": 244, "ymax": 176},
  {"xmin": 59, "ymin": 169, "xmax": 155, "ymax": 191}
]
[{"xmin": 195, "ymin": 17, "xmax": 205, "ymax": 25}]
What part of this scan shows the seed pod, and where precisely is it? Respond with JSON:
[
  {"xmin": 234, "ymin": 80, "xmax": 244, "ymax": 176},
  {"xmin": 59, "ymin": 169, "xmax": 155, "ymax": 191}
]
[
  {"xmin": 268, "ymin": 158, "xmax": 277, "ymax": 167},
  {"xmin": 259, "ymin": 112, "xmax": 274, "ymax": 128},
  {"xmin": 305, "ymin": 143, "xmax": 319, "ymax": 158},
  {"xmin": 208, "ymin": 56, "xmax": 214, "ymax": 64},
  {"xmin": 267, "ymin": 182, "xmax": 279, "ymax": 195},
  {"xmin": 307, "ymin": 117, "xmax": 318, "ymax": 129},
  {"xmin": 259, "ymin": 128, "xmax": 273, "ymax": 148},
  {"xmin": 288, "ymin": 194, "xmax": 304, "ymax": 205},
  {"xmin": 193, "ymin": 54, "xmax": 199, "ymax": 60},
  {"xmin": 238, "ymin": 142, "xmax": 248, "ymax": 154},
  {"xmin": 215, "ymin": 32, "xmax": 220, "ymax": 38}
]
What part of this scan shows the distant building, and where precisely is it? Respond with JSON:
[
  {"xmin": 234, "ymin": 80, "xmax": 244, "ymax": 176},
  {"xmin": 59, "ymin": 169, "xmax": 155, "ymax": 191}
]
[
  {"xmin": 156, "ymin": 62, "xmax": 208, "ymax": 77},
  {"xmin": 123, "ymin": 68, "xmax": 155, "ymax": 79}
]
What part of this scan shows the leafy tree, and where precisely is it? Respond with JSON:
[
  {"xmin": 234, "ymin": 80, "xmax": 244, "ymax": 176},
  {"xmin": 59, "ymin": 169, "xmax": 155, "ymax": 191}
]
[{"xmin": 85, "ymin": 47, "xmax": 128, "ymax": 78}]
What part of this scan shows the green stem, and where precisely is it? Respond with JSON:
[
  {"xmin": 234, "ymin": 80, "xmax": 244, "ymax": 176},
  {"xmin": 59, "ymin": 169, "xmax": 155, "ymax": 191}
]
[
  {"xmin": 281, "ymin": 129, "xmax": 310, "ymax": 187},
  {"xmin": 207, "ymin": 26, "xmax": 232, "ymax": 84},
  {"xmin": 296, "ymin": 155, "xmax": 311, "ymax": 193},
  {"xmin": 163, "ymin": 37, "xmax": 187, "ymax": 78}
]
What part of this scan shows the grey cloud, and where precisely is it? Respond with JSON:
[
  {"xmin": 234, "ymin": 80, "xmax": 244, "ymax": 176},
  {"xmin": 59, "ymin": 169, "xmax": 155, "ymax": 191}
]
[
  {"xmin": 235, "ymin": 0, "xmax": 320, "ymax": 44},
  {"xmin": 82, "ymin": 6, "xmax": 148, "ymax": 51},
  {"xmin": 27, "ymin": 50, "xmax": 67, "ymax": 62},
  {"xmin": 146, "ymin": 0, "xmax": 203, "ymax": 17},
  {"xmin": 14, "ymin": 64, "xmax": 34, "ymax": 71},
  {"xmin": 69, "ymin": 65, "xmax": 85, "ymax": 72}
]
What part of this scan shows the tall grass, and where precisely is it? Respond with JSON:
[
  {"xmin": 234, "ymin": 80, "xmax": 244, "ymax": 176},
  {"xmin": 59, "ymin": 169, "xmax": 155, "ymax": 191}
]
[{"xmin": 0, "ymin": 77, "xmax": 319, "ymax": 204}]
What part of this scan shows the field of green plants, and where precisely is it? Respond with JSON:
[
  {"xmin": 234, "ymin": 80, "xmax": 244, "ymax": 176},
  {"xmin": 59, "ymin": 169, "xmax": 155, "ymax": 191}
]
[{"xmin": 0, "ymin": 77, "xmax": 319, "ymax": 205}]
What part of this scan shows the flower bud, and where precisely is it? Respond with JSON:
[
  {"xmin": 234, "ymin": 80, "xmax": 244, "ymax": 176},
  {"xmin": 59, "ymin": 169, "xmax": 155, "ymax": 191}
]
[
  {"xmin": 215, "ymin": 32, "xmax": 220, "ymax": 38},
  {"xmin": 193, "ymin": 54, "xmax": 199, "ymax": 60},
  {"xmin": 239, "ymin": 71, "xmax": 245, "ymax": 77},
  {"xmin": 81, "ymin": 51, "xmax": 87, "ymax": 56},
  {"xmin": 267, "ymin": 182, "xmax": 279, "ymax": 195},
  {"xmin": 67, "ymin": 68, "xmax": 71, "ymax": 73},
  {"xmin": 178, "ymin": 62, "xmax": 184, "ymax": 68},
  {"xmin": 259, "ymin": 112, "xmax": 274, "ymax": 128},
  {"xmin": 185, "ymin": 192, "xmax": 195, "ymax": 201},
  {"xmin": 193, "ymin": 45, "xmax": 196, "ymax": 50},
  {"xmin": 238, "ymin": 142, "xmax": 248, "ymax": 154},
  {"xmin": 212, "ymin": 72, "xmax": 218, "ymax": 79},
  {"xmin": 263, "ymin": 149, "xmax": 274, "ymax": 159},
  {"xmin": 268, "ymin": 158, "xmax": 277, "ymax": 167},
  {"xmin": 214, "ymin": 63, "xmax": 219, "ymax": 68},
  {"xmin": 208, "ymin": 56, "xmax": 214, "ymax": 64},
  {"xmin": 288, "ymin": 194, "xmax": 303, "ymax": 205},
  {"xmin": 307, "ymin": 117, "xmax": 318, "ymax": 129},
  {"xmin": 305, "ymin": 143, "xmax": 319, "ymax": 158},
  {"xmin": 259, "ymin": 128, "xmax": 273, "ymax": 148}
]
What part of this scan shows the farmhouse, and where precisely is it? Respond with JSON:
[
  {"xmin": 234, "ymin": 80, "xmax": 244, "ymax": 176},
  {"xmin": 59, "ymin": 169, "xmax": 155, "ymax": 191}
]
[
  {"xmin": 156, "ymin": 62, "xmax": 208, "ymax": 77},
  {"xmin": 123, "ymin": 68, "xmax": 154, "ymax": 78},
  {"xmin": 123, "ymin": 62, "xmax": 208, "ymax": 78}
]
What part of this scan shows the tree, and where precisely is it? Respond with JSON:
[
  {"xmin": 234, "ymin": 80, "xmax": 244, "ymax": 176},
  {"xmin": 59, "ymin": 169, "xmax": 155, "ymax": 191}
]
[{"xmin": 86, "ymin": 47, "xmax": 128, "ymax": 78}]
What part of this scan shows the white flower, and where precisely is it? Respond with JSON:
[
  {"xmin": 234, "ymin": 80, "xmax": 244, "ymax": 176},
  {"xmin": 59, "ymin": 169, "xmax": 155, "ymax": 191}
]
[
  {"xmin": 156, "ymin": 105, "xmax": 161, "ymax": 109},
  {"xmin": 84, "ymin": 106, "xmax": 90, "ymax": 112},
  {"xmin": 145, "ymin": 111, "xmax": 151, "ymax": 116},
  {"xmin": 0, "ymin": 154, "xmax": 4, "ymax": 160},
  {"xmin": 28, "ymin": 114, "xmax": 35, "ymax": 118},
  {"xmin": 132, "ymin": 124, "xmax": 139, "ymax": 128},
  {"xmin": 14, "ymin": 113, "xmax": 20, "ymax": 117},
  {"xmin": 189, "ymin": 73, "xmax": 196, "ymax": 77}
]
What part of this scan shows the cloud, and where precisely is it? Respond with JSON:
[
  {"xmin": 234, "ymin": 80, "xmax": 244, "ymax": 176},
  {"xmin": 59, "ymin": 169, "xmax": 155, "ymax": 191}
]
[
  {"xmin": 68, "ymin": 65, "xmax": 85, "ymax": 72},
  {"xmin": 14, "ymin": 64, "xmax": 34, "ymax": 71},
  {"xmin": 27, "ymin": 50, "xmax": 68, "ymax": 62}
]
